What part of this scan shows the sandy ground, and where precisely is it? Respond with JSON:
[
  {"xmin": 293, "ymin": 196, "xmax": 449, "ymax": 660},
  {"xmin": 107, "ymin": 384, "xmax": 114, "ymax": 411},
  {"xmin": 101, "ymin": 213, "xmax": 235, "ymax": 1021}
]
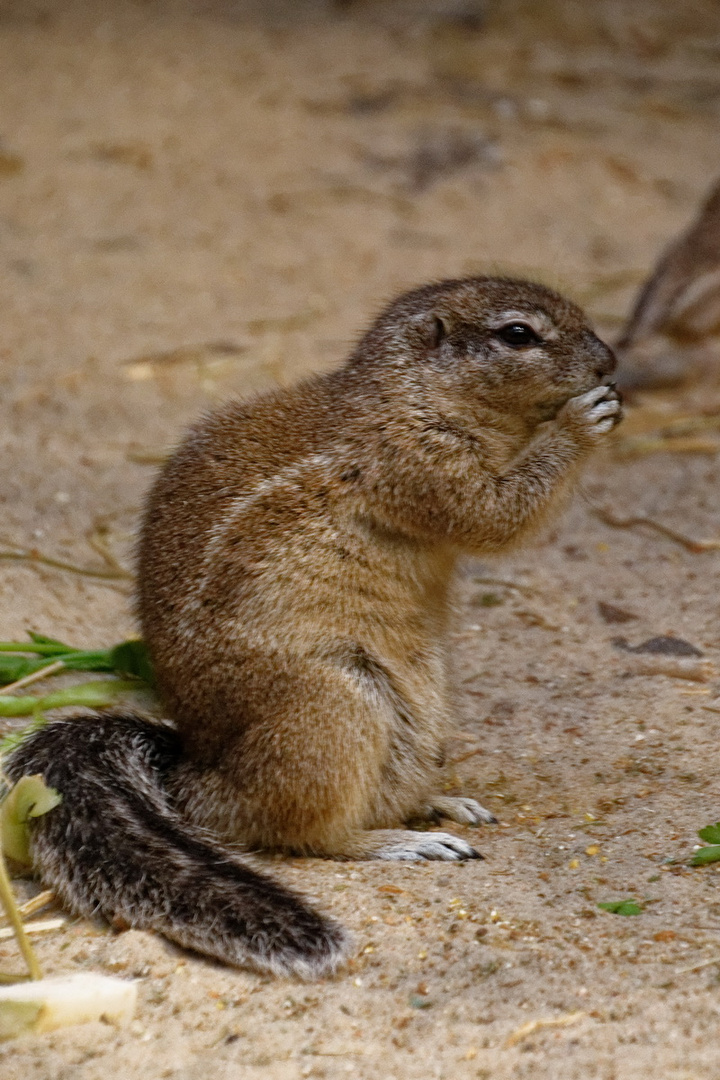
[{"xmin": 1, "ymin": 1, "xmax": 720, "ymax": 1076}]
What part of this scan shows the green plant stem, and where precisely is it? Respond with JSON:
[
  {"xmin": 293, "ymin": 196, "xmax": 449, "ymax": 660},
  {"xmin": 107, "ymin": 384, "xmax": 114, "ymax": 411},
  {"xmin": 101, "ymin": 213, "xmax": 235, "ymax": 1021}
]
[
  {"xmin": 0, "ymin": 680, "xmax": 141, "ymax": 718},
  {"xmin": 0, "ymin": 843, "xmax": 41, "ymax": 981},
  {"xmin": 0, "ymin": 643, "xmax": 71, "ymax": 656},
  {"xmin": 0, "ymin": 660, "xmax": 66, "ymax": 696}
]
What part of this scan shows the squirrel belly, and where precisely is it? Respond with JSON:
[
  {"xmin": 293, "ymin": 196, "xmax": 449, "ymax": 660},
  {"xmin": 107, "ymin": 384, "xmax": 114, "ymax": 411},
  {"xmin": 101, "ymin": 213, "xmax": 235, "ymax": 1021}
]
[
  {"xmin": 4, "ymin": 277, "xmax": 621, "ymax": 976},
  {"xmin": 4, "ymin": 712, "xmax": 348, "ymax": 978}
]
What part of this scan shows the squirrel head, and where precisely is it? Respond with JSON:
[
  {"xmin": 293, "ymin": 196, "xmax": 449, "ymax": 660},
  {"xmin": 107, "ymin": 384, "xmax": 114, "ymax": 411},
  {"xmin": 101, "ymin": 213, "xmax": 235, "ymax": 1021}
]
[{"xmin": 352, "ymin": 277, "xmax": 616, "ymax": 429}]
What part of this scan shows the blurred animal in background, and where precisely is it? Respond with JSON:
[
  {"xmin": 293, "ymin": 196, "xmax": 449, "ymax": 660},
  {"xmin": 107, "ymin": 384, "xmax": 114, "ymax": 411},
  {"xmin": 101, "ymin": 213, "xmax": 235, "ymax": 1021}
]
[{"xmin": 616, "ymin": 176, "xmax": 720, "ymax": 390}]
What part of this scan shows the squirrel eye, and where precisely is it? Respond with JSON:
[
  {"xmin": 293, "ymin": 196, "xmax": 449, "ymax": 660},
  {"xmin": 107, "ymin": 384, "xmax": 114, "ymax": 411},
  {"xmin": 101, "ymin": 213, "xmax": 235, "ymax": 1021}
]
[{"xmin": 496, "ymin": 322, "xmax": 540, "ymax": 348}]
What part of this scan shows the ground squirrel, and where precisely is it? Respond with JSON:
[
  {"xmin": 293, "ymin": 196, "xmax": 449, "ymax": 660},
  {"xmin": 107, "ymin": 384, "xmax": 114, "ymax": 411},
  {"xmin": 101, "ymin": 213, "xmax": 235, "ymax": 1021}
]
[{"xmin": 6, "ymin": 276, "xmax": 622, "ymax": 978}]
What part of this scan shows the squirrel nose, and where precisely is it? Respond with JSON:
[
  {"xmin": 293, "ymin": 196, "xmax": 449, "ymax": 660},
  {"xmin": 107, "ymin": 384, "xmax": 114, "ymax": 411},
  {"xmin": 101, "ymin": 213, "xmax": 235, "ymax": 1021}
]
[{"xmin": 587, "ymin": 334, "xmax": 617, "ymax": 381}]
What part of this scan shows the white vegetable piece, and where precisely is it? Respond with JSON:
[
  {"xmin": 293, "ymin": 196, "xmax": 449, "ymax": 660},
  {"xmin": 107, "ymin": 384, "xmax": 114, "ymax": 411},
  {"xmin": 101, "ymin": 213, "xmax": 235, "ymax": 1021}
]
[{"xmin": 0, "ymin": 973, "xmax": 137, "ymax": 1039}]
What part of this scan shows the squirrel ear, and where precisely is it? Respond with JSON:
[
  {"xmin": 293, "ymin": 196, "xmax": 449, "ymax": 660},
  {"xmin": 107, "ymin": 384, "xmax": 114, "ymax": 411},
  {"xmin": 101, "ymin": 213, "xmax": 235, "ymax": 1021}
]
[
  {"xmin": 409, "ymin": 311, "xmax": 451, "ymax": 349},
  {"xmin": 427, "ymin": 313, "xmax": 451, "ymax": 349}
]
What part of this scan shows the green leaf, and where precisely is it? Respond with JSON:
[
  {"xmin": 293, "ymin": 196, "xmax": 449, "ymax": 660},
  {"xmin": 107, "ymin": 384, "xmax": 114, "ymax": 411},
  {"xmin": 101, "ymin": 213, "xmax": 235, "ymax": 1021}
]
[
  {"xmin": 698, "ymin": 823, "xmax": 720, "ymax": 845},
  {"xmin": 0, "ymin": 637, "xmax": 110, "ymax": 671},
  {"xmin": 110, "ymin": 640, "xmax": 155, "ymax": 686},
  {"xmin": 0, "ymin": 696, "xmax": 48, "ymax": 718},
  {"xmin": 691, "ymin": 845, "xmax": 720, "ymax": 866},
  {"xmin": 38, "ymin": 680, "xmax": 140, "ymax": 711},
  {"xmin": 0, "ymin": 656, "xmax": 52, "ymax": 685},
  {"xmin": 0, "ymin": 651, "xmax": 115, "ymax": 686},
  {"xmin": 0, "ymin": 642, "xmax": 73, "ymax": 657},
  {"xmin": 597, "ymin": 900, "xmax": 643, "ymax": 916},
  {"xmin": 1, "ymin": 775, "xmax": 62, "ymax": 864},
  {"xmin": 0, "ymin": 636, "xmax": 155, "ymax": 685},
  {"xmin": 55, "ymin": 650, "xmax": 115, "ymax": 673},
  {"xmin": 0, "ymin": 679, "xmax": 140, "ymax": 718},
  {"xmin": 27, "ymin": 633, "xmax": 69, "ymax": 648}
]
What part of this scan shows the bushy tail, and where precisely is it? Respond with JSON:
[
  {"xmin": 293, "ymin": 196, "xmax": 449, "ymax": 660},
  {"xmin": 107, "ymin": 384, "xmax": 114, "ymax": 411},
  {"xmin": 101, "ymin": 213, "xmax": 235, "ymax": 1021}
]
[{"xmin": 3, "ymin": 712, "xmax": 348, "ymax": 979}]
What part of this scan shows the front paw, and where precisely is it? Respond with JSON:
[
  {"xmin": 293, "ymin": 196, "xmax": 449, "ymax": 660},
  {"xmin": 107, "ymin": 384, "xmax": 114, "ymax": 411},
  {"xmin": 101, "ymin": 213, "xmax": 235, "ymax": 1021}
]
[
  {"xmin": 424, "ymin": 795, "xmax": 497, "ymax": 826},
  {"xmin": 559, "ymin": 383, "xmax": 623, "ymax": 442}
]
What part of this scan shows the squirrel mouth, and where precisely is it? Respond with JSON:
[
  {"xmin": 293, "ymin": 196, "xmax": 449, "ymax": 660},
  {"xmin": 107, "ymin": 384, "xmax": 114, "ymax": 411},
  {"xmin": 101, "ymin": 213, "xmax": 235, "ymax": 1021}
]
[
  {"xmin": 538, "ymin": 376, "xmax": 621, "ymax": 422},
  {"xmin": 535, "ymin": 377, "xmax": 610, "ymax": 422}
]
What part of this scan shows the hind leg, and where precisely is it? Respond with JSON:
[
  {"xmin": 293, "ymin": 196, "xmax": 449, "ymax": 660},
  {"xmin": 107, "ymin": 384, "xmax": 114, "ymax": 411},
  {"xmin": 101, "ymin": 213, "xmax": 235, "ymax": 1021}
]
[
  {"xmin": 169, "ymin": 651, "xmax": 406, "ymax": 851},
  {"xmin": 169, "ymin": 650, "xmax": 481, "ymax": 860}
]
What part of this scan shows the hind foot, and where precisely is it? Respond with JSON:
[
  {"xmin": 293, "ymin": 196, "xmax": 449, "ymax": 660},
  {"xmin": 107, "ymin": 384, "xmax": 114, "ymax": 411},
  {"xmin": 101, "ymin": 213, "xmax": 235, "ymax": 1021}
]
[{"xmin": 370, "ymin": 829, "xmax": 482, "ymax": 861}]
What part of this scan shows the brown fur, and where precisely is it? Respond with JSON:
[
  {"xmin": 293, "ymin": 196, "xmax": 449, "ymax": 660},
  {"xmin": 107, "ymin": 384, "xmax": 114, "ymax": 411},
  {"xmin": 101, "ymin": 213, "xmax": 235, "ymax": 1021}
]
[
  {"xmin": 139, "ymin": 276, "xmax": 620, "ymax": 858},
  {"xmin": 7, "ymin": 276, "xmax": 621, "ymax": 976}
]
